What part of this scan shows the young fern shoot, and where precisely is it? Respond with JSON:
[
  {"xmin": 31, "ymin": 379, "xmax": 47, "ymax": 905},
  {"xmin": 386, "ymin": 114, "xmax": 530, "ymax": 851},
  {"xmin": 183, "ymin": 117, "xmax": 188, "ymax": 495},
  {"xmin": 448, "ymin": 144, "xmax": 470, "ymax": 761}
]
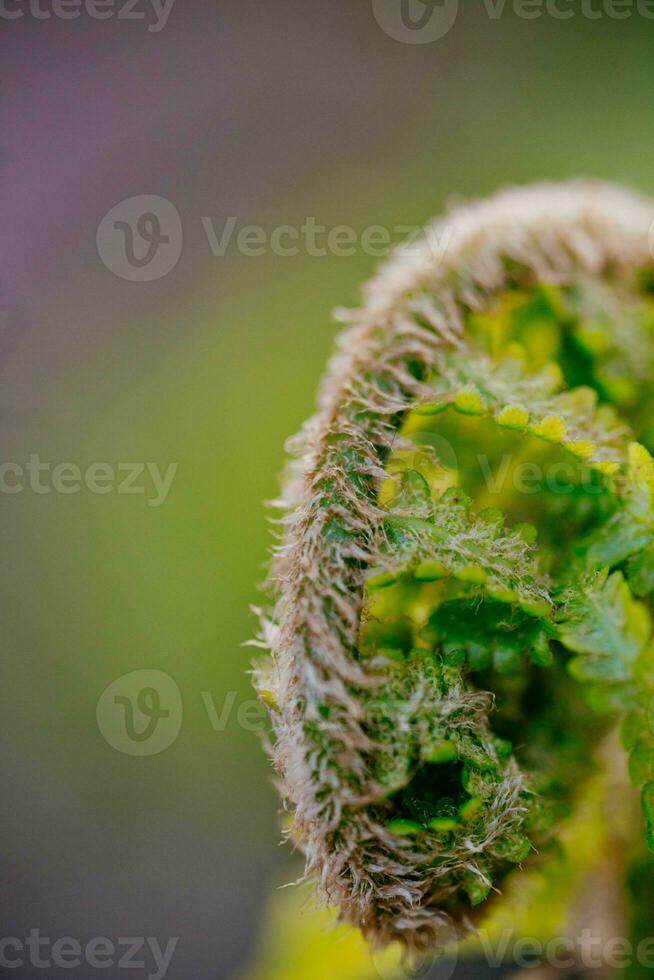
[{"xmin": 254, "ymin": 181, "xmax": 654, "ymax": 954}]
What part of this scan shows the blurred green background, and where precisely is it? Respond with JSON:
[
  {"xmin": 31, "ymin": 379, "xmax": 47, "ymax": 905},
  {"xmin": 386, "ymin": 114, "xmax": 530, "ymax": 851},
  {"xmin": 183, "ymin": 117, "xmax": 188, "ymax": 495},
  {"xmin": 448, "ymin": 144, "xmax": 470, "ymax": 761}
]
[{"xmin": 2, "ymin": 4, "xmax": 654, "ymax": 978}]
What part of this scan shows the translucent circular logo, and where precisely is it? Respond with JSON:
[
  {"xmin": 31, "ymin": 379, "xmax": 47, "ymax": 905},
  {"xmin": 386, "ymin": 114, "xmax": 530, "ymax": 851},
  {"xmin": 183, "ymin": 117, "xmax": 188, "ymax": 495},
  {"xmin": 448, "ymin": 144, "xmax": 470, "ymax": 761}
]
[
  {"xmin": 96, "ymin": 195, "xmax": 182, "ymax": 282},
  {"xmin": 370, "ymin": 924, "xmax": 458, "ymax": 980},
  {"xmin": 405, "ymin": 431, "xmax": 459, "ymax": 496},
  {"xmin": 372, "ymin": 0, "xmax": 459, "ymax": 44},
  {"xmin": 429, "ymin": 433, "xmax": 459, "ymax": 481},
  {"xmin": 97, "ymin": 669, "xmax": 183, "ymax": 756}
]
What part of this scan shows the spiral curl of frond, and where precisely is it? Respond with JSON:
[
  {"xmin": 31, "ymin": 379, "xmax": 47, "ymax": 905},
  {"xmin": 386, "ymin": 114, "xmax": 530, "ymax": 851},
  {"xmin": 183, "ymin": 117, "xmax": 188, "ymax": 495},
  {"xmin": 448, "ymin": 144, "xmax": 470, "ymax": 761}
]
[{"xmin": 254, "ymin": 181, "xmax": 654, "ymax": 952}]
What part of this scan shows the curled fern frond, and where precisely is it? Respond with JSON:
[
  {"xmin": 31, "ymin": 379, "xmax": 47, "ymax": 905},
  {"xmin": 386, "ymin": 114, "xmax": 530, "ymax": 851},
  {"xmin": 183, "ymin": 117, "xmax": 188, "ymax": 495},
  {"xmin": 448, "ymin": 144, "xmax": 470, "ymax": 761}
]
[{"xmin": 254, "ymin": 181, "xmax": 654, "ymax": 953}]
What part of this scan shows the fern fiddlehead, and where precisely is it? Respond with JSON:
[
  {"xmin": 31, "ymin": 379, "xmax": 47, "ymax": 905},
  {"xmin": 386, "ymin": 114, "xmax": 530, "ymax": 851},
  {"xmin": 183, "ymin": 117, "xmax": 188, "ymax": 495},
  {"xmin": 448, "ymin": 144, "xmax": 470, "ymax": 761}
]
[{"xmin": 254, "ymin": 182, "xmax": 654, "ymax": 955}]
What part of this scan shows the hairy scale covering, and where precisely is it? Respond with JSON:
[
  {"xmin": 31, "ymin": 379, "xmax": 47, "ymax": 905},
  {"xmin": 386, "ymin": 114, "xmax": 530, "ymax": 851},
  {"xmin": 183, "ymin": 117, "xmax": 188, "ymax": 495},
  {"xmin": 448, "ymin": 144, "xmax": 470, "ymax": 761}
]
[{"xmin": 253, "ymin": 182, "xmax": 654, "ymax": 953}]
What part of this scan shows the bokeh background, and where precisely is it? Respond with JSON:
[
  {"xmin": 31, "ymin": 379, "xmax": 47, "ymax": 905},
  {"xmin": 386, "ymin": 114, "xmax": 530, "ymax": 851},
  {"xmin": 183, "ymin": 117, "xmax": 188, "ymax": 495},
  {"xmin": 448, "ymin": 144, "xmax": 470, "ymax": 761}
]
[{"xmin": 2, "ymin": 3, "xmax": 654, "ymax": 978}]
